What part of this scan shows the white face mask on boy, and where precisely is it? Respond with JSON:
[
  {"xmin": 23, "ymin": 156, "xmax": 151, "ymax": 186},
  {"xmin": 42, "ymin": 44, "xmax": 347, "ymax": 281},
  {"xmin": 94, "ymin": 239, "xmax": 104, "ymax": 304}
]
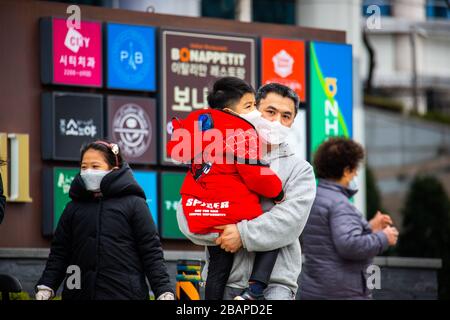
[
  {"xmin": 80, "ymin": 169, "xmax": 112, "ymax": 192},
  {"xmin": 239, "ymin": 109, "xmax": 263, "ymax": 126}
]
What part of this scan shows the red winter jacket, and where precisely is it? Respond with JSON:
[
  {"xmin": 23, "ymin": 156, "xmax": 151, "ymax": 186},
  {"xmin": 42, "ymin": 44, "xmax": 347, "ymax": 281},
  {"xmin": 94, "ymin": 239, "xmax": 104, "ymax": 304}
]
[{"xmin": 167, "ymin": 109, "xmax": 284, "ymax": 234}]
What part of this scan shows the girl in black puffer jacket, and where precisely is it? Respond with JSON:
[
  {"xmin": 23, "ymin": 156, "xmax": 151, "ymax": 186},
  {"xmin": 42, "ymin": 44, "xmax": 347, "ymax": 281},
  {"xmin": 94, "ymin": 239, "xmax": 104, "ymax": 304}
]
[{"xmin": 36, "ymin": 141, "xmax": 174, "ymax": 300}]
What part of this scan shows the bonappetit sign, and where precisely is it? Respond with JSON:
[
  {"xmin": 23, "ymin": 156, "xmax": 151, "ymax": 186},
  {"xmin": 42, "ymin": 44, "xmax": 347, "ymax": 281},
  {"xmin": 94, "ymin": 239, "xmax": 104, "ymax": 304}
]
[
  {"xmin": 40, "ymin": 17, "xmax": 102, "ymax": 87},
  {"xmin": 160, "ymin": 30, "xmax": 256, "ymax": 165}
]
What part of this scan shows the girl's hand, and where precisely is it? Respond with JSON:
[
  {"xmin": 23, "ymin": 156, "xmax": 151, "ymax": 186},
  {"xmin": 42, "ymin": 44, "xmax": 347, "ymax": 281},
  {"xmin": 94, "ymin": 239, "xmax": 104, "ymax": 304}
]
[
  {"xmin": 35, "ymin": 285, "xmax": 54, "ymax": 300},
  {"xmin": 157, "ymin": 292, "xmax": 175, "ymax": 300}
]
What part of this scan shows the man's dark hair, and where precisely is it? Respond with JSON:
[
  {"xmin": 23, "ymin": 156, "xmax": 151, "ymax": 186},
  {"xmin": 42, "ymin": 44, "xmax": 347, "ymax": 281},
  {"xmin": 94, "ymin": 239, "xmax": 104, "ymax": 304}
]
[
  {"xmin": 313, "ymin": 137, "xmax": 364, "ymax": 180},
  {"xmin": 256, "ymin": 83, "xmax": 300, "ymax": 114},
  {"xmin": 80, "ymin": 141, "xmax": 124, "ymax": 168},
  {"xmin": 207, "ymin": 77, "xmax": 255, "ymax": 110}
]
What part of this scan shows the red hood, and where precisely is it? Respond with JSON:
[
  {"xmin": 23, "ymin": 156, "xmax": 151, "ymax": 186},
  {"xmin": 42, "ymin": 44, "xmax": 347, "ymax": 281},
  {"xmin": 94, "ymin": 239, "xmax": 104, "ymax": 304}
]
[{"xmin": 166, "ymin": 109, "xmax": 261, "ymax": 164}]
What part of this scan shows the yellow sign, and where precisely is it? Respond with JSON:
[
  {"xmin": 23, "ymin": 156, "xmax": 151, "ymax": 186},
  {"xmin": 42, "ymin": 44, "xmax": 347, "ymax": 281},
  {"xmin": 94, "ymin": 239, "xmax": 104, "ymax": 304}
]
[{"xmin": 0, "ymin": 133, "xmax": 32, "ymax": 203}]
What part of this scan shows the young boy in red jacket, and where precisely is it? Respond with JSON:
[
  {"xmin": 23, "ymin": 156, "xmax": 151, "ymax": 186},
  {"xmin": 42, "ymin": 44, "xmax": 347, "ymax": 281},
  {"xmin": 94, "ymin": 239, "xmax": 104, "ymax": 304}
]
[{"xmin": 167, "ymin": 77, "xmax": 285, "ymax": 300}]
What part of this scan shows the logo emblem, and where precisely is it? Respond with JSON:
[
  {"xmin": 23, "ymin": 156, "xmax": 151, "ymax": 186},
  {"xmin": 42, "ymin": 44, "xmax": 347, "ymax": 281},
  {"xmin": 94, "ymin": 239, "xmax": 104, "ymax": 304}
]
[
  {"xmin": 113, "ymin": 103, "xmax": 151, "ymax": 158},
  {"xmin": 111, "ymin": 28, "xmax": 150, "ymax": 85},
  {"xmin": 272, "ymin": 49, "xmax": 294, "ymax": 78},
  {"xmin": 64, "ymin": 27, "xmax": 90, "ymax": 53}
]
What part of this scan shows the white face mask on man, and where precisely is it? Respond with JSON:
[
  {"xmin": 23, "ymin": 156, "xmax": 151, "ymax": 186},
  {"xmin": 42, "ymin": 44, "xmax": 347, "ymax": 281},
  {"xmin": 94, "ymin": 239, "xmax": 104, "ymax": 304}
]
[
  {"xmin": 255, "ymin": 116, "xmax": 291, "ymax": 145},
  {"xmin": 240, "ymin": 110, "xmax": 290, "ymax": 145},
  {"xmin": 80, "ymin": 169, "xmax": 112, "ymax": 192}
]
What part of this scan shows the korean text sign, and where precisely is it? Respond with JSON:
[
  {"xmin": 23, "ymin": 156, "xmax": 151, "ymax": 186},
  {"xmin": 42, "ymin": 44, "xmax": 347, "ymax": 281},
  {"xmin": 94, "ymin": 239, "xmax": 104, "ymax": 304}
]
[
  {"xmin": 40, "ymin": 17, "xmax": 102, "ymax": 87},
  {"xmin": 161, "ymin": 30, "xmax": 256, "ymax": 164}
]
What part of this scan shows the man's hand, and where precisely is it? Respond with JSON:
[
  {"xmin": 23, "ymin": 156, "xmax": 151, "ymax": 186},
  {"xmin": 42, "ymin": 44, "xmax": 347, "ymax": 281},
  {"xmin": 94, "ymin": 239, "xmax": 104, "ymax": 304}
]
[
  {"xmin": 369, "ymin": 211, "xmax": 393, "ymax": 232},
  {"xmin": 215, "ymin": 224, "xmax": 242, "ymax": 253}
]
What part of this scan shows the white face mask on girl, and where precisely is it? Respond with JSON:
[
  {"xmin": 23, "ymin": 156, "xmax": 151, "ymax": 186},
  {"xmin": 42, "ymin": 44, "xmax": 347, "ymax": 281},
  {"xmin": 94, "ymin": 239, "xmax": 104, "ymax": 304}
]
[{"xmin": 80, "ymin": 169, "xmax": 112, "ymax": 192}]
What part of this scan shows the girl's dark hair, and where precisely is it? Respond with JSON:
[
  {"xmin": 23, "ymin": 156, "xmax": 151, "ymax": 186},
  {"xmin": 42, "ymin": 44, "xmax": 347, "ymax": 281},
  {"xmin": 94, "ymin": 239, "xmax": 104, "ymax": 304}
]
[
  {"xmin": 207, "ymin": 77, "xmax": 255, "ymax": 110},
  {"xmin": 313, "ymin": 137, "xmax": 364, "ymax": 180},
  {"xmin": 80, "ymin": 141, "xmax": 124, "ymax": 168}
]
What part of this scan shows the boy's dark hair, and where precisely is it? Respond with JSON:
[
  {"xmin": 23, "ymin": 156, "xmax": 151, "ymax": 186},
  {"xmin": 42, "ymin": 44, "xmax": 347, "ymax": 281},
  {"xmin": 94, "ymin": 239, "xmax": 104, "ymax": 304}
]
[
  {"xmin": 207, "ymin": 77, "xmax": 255, "ymax": 110},
  {"xmin": 80, "ymin": 141, "xmax": 124, "ymax": 168},
  {"xmin": 256, "ymin": 83, "xmax": 300, "ymax": 114},
  {"xmin": 313, "ymin": 137, "xmax": 364, "ymax": 180}
]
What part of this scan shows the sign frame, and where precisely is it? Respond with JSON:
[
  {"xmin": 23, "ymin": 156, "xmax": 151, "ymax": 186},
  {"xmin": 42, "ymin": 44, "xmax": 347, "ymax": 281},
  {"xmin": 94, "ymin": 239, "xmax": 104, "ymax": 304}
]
[
  {"xmin": 106, "ymin": 95, "xmax": 158, "ymax": 165},
  {"xmin": 308, "ymin": 41, "xmax": 353, "ymax": 159},
  {"xmin": 159, "ymin": 28, "xmax": 257, "ymax": 166},
  {"xmin": 260, "ymin": 37, "xmax": 307, "ymax": 102},
  {"xmin": 42, "ymin": 166, "xmax": 79, "ymax": 237},
  {"xmin": 133, "ymin": 170, "xmax": 159, "ymax": 228},
  {"xmin": 40, "ymin": 17, "xmax": 103, "ymax": 88},
  {"xmin": 105, "ymin": 22, "xmax": 157, "ymax": 91},
  {"xmin": 41, "ymin": 91, "xmax": 104, "ymax": 161},
  {"xmin": 159, "ymin": 171, "xmax": 187, "ymax": 240}
]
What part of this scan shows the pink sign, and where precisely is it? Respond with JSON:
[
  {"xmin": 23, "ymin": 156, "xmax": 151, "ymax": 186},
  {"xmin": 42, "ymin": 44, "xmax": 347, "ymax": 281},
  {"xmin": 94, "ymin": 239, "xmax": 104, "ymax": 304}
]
[{"xmin": 52, "ymin": 18, "xmax": 102, "ymax": 87}]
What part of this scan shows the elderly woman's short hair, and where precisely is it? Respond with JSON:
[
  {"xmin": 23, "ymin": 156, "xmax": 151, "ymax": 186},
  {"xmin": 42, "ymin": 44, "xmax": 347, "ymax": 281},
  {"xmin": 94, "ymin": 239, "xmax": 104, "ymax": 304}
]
[{"xmin": 313, "ymin": 137, "xmax": 364, "ymax": 180}]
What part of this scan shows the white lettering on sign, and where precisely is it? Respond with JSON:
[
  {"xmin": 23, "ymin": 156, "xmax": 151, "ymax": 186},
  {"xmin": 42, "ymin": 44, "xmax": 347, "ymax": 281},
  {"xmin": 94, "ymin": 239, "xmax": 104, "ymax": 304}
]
[
  {"xmin": 324, "ymin": 77, "xmax": 339, "ymax": 137},
  {"xmin": 120, "ymin": 47, "xmax": 144, "ymax": 70},
  {"xmin": 164, "ymin": 200, "xmax": 179, "ymax": 211},
  {"xmin": 64, "ymin": 27, "xmax": 91, "ymax": 54},
  {"xmin": 172, "ymin": 86, "xmax": 208, "ymax": 112},
  {"xmin": 59, "ymin": 119, "xmax": 97, "ymax": 137},
  {"xmin": 171, "ymin": 47, "xmax": 246, "ymax": 66}
]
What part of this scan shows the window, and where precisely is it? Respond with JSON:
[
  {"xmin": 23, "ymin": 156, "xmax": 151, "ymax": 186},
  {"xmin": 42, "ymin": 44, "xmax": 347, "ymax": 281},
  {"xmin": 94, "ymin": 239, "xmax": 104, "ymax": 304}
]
[
  {"xmin": 42, "ymin": 0, "xmax": 108, "ymax": 6},
  {"xmin": 362, "ymin": 0, "xmax": 391, "ymax": 17},
  {"xmin": 252, "ymin": 0, "xmax": 296, "ymax": 25},
  {"xmin": 202, "ymin": 0, "xmax": 236, "ymax": 20},
  {"xmin": 426, "ymin": 0, "xmax": 450, "ymax": 19}
]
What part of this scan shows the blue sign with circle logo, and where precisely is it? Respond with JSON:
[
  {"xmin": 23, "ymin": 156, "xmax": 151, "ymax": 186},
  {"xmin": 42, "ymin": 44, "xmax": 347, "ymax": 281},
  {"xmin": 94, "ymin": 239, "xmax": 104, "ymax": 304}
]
[{"xmin": 106, "ymin": 23, "xmax": 156, "ymax": 91}]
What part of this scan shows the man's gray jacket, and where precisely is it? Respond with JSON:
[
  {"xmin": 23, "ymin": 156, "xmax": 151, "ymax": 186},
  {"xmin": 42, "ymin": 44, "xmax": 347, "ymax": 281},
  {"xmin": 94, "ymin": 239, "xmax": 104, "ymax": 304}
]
[{"xmin": 176, "ymin": 143, "xmax": 316, "ymax": 294}]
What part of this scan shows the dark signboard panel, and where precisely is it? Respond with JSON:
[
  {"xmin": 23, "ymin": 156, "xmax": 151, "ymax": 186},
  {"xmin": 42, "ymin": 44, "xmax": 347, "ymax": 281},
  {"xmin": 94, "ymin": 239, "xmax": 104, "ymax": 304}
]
[
  {"xmin": 106, "ymin": 95, "xmax": 157, "ymax": 165},
  {"xmin": 41, "ymin": 92, "xmax": 104, "ymax": 161},
  {"xmin": 160, "ymin": 29, "xmax": 256, "ymax": 165}
]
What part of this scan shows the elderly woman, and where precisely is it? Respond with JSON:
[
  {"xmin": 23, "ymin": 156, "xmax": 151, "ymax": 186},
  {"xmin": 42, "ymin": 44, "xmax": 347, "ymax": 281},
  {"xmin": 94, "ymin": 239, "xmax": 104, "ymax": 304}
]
[{"xmin": 299, "ymin": 138, "xmax": 398, "ymax": 300}]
